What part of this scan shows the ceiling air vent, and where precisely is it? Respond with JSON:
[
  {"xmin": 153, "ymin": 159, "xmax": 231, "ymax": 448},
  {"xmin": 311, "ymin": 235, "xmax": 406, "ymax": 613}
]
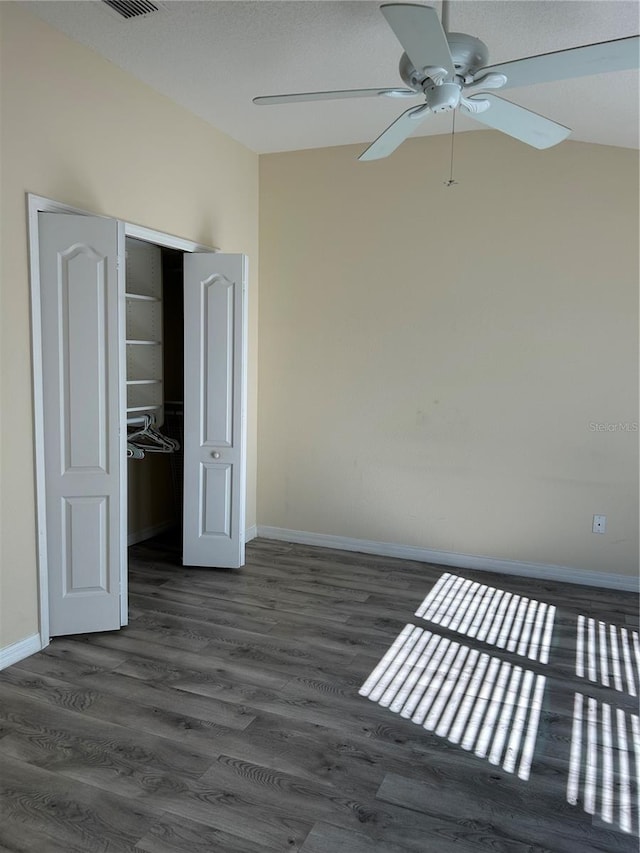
[{"xmin": 101, "ymin": 0, "xmax": 160, "ymax": 20}]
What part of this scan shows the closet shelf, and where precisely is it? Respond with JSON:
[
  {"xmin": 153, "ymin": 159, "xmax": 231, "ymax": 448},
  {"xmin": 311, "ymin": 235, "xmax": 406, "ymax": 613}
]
[
  {"xmin": 127, "ymin": 404, "xmax": 162, "ymax": 413},
  {"xmin": 126, "ymin": 239, "xmax": 164, "ymax": 428},
  {"xmin": 125, "ymin": 292, "xmax": 160, "ymax": 302}
]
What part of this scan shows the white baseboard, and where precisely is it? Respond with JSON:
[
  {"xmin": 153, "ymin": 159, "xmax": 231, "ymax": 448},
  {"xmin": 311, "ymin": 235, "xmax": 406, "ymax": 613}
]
[
  {"xmin": 127, "ymin": 521, "xmax": 176, "ymax": 547},
  {"xmin": 0, "ymin": 633, "xmax": 42, "ymax": 671},
  {"xmin": 129, "ymin": 522, "xmax": 259, "ymax": 548},
  {"xmin": 256, "ymin": 526, "xmax": 640, "ymax": 592}
]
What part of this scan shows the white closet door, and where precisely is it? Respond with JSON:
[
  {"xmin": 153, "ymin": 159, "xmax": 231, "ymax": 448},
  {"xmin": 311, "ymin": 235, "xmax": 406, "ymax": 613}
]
[
  {"xmin": 39, "ymin": 213, "xmax": 125, "ymax": 636},
  {"xmin": 183, "ymin": 253, "xmax": 247, "ymax": 567}
]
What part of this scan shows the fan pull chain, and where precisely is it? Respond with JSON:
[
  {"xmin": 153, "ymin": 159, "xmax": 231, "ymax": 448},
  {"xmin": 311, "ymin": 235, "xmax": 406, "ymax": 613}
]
[{"xmin": 444, "ymin": 110, "xmax": 458, "ymax": 186}]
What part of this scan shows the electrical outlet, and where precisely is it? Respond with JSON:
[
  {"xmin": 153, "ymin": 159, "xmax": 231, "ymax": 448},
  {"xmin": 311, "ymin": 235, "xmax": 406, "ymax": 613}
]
[{"xmin": 592, "ymin": 514, "xmax": 607, "ymax": 534}]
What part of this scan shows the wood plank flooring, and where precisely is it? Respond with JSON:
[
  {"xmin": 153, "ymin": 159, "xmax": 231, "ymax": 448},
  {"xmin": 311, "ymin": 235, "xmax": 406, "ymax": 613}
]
[{"xmin": 1, "ymin": 534, "xmax": 638, "ymax": 852}]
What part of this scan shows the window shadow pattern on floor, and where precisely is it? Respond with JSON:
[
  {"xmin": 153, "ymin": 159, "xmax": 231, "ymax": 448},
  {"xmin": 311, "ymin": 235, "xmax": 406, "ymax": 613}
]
[
  {"xmin": 360, "ymin": 573, "xmax": 640, "ymax": 839},
  {"xmin": 415, "ymin": 572, "xmax": 556, "ymax": 663}
]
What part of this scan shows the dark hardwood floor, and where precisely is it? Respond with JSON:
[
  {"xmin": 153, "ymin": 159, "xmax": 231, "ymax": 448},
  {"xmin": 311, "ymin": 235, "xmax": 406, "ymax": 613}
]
[{"xmin": 1, "ymin": 534, "xmax": 638, "ymax": 852}]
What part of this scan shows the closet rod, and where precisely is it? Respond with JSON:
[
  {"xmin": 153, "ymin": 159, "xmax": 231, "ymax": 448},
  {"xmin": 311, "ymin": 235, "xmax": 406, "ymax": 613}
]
[{"xmin": 127, "ymin": 414, "xmax": 154, "ymax": 426}]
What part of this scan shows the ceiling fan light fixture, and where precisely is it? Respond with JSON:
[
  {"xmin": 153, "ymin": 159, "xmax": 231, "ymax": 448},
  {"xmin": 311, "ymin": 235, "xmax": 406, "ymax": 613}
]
[{"xmin": 425, "ymin": 81, "xmax": 461, "ymax": 113}]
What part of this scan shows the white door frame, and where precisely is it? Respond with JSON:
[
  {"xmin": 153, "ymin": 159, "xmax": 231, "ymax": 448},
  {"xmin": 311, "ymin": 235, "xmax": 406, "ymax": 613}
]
[{"xmin": 27, "ymin": 193, "xmax": 221, "ymax": 649}]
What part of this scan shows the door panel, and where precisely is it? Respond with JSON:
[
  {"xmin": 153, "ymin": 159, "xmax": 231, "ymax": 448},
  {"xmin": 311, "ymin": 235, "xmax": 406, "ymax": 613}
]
[
  {"xmin": 60, "ymin": 246, "xmax": 109, "ymax": 471},
  {"xmin": 183, "ymin": 253, "xmax": 247, "ymax": 568},
  {"xmin": 204, "ymin": 276, "xmax": 234, "ymax": 446},
  {"xmin": 39, "ymin": 213, "xmax": 123, "ymax": 636},
  {"xmin": 62, "ymin": 496, "xmax": 109, "ymax": 593},
  {"xmin": 201, "ymin": 463, "xmax": 232, "ymax": 536}
]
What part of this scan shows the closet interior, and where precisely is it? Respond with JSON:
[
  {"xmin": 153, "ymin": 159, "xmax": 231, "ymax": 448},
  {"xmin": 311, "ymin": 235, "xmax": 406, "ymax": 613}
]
[{"xmin": 125, "ymin": 237, "xmax": 184, "ymax": 547}]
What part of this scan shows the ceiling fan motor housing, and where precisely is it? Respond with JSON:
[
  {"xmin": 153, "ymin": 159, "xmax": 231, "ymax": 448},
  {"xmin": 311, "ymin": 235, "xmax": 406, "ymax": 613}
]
[
  {"xmin": 446, "ymin": 33, "xmax": 490, "ymax": 76},
  {"xmin": 399, "ymin": 32, "xmax": 490, "ymax": 90}
]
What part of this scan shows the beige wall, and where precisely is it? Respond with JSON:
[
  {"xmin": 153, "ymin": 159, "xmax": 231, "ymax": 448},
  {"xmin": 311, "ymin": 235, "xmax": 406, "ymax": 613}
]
[
  {"xmin": 1, "ymin": 4, "xmax": 637, "ymax": 654},
  {"xmin": 0, "ymin": 4, "xmax": 259, "ymax": 647},
  {"xmin": 127, "ymin": 457, "xmax": 176, "ymax": 538},
  {"xmin": 258, "ymin": 133, "xmax": 639, "ymax": 579}
]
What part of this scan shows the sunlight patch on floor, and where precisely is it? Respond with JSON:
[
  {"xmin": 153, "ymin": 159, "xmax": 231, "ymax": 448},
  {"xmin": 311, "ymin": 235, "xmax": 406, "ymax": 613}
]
[
  {"xmin": 575, "ymin": 616, "xmax": 639, "ymax": 696},
  {"xmin": 415, "ymin": 573, "xmax": 555, "ymax": 663},
  {"xmin": 359, "ymin": 624, "xmax": 546, "ymax": 781},
  {"xmin": 567, "ymin": 692, "xmax": 639, "ymax": 836}
]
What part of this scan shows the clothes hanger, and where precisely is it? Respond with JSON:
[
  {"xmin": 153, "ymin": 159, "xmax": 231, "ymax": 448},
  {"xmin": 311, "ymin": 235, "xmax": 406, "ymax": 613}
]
[{"xmin": 127, "ymin": 412, "xmax": 180, "ymax": 455}]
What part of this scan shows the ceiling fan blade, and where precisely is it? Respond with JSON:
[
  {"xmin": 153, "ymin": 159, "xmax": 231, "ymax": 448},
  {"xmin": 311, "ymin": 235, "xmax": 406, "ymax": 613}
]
[
  {"xmin": 359, "ymin": 104, "xmax": 431, "ymax": 161},
  {"xmin": 253, "ymin": 88, "xmax": 417, "ymax": 106},
  {"xmin": 463, "ymin": 94, "xmax": 571, "ymax": 149},
  {"xmin": 381, "ymin": 4, "xmax": 455, "ymax": 78},
  {"xmin": 473, "ymin": 35, "xmax": 640, "ymax": 91}
]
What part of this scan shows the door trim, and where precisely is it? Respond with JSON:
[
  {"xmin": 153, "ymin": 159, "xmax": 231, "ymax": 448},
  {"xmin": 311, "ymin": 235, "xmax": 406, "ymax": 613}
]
[{"xmin": 27, "ymin": 193, "xmax": 219, "ymax": 648}]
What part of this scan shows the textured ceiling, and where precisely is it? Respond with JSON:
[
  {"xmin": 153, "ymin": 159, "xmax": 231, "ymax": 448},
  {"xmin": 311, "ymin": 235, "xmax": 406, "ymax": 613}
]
[{"xmin": 26, "ymin": 0, "xmax": 640, "ymax": 153}]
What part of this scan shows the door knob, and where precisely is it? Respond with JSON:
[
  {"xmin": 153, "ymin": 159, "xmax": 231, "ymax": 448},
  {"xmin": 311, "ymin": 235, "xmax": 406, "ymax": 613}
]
[{"xmin": 212, "ymin": 451, "xmax": 221, "ymax": 459}]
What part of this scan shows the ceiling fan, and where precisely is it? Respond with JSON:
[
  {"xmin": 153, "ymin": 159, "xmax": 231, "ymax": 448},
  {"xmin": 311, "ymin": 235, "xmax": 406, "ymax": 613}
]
[{"xmin": 253, "ymin": 2, "xmax": 639, "ymax": 160}]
